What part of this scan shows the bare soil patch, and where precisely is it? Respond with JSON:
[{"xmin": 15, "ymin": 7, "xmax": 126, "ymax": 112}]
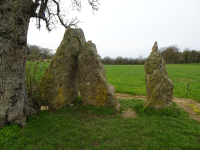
[
  {"xmin": 39, "ymin": 91, "xmax": 200, "ymax": 122},
  {"xmin": 116, "ymin": 92, "xmax": 200, "ymax": 122}
]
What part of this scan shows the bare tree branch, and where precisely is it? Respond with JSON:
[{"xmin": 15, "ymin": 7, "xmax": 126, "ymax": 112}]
[
  {"xmin": 71, "ymin": 0, "xmax": 82, "ymax": 11},
  {"xmin": 30, "ymin": 0, "xmax": 100, "ymax": 32},
  {"xmin": 88, "ymin": 0, "xmax": 100, "ymax": 15}
]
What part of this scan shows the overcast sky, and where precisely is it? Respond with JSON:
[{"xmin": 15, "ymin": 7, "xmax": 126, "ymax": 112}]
[{"xmin": 27, "ymin": 0, "xmax": 200, "ymax": 59}]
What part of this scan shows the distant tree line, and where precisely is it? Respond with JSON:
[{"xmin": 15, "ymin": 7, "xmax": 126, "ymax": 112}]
[
  {"xmin": 159, "ymin": 45, "xmax": 200, "ymax": 65},
  {"xmin": 27, "ymin": 43, "xmax": 200, "ymax": 65},
  {"xmin": 101, "ymin": 45, "xmax": 200, "ymax": 65},
  {"xmin": 101, "ymin": 56, "xmax": 146, "ymax": 65},
  {"xmin": 27, "ymin": 43, "xmax": 55, "ymax": 61}
]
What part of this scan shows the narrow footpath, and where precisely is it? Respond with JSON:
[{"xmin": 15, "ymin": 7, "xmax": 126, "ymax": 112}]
[{"xmin": 116, "ymin": 92, "xmax": 200, "ymax": 122}]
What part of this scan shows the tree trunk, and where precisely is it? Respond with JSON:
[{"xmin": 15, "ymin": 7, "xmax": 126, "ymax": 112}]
[{"xmin": 0, "ymin": 0, "xmax": 37, "ymax": 130}]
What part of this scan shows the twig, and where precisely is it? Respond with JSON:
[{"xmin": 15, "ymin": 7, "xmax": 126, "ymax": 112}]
[{"xmin": 186, "ymin": 82, "xmax": 190, "ymax": 101}]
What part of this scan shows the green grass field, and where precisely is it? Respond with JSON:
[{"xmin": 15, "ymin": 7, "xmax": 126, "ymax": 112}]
[
  {"xmin": 104, "ymin": 64, "xmax": 200, "ymax": 103},
  {"xmin": 26, "ymin": 62, "xmax": 200, "ymax": 102},
  {"xmin": 1, "ymin": 62, "xmax": 200, "ymax": 150}
]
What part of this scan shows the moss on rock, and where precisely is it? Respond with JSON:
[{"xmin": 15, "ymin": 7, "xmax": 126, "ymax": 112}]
[
  {"xmin": 143, "ymin": 42, "xmax": 174, "ymax": 110},
  {"xmin": 37, "ymin": 28, "xmax": 86, "ymax": 110},
  {"xmin": 37, "ymin": 29, "xmax": 120, "ymax": 111},
  {"xmin": 78, "ymin": 41, "xmax": 121, "ymax": 111}
]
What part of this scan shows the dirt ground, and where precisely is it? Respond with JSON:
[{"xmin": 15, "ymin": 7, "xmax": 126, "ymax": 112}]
[
  {"xmin": 40, "ymin": 91, "xmax": 200, "ymax": 122},
  {"xmin": 116, "ymin": 92, "xmax": 200, "ymax": 122}
]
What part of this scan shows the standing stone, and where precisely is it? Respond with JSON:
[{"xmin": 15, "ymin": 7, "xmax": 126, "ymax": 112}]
[
  {"xmin": 37, "ymin": 28, "xmax": 120, "ymax": 112},
  {"xmin": 78, "ymin": 41, "xmax": 121, "ymax": 111},
  {"xmin": 37, "ymin": 28, "xmax": 86, "ymax": 110},
  {"xmin": 143, "ymin": 41, "xmax": 174, "ymax": 110}
]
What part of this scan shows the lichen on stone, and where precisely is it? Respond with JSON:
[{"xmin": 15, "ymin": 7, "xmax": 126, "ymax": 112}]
[
  {"xmin": 143, "ymin": 41, "xmax": 174, "ymax": 110},
  {"xmin": 37, "ymin": 28, "xmax": 120, "ymax": 111}
]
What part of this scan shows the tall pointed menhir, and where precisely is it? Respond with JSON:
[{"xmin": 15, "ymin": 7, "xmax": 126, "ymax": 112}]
[
  {"xmin": 144, "ymin": 41, "xmax": 174, "ymax": 110},
  {"xmin": 152, "ymin": 41, "xmax": 158, "ymax": 51}
]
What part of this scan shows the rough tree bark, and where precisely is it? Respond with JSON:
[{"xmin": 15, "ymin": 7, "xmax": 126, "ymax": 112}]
[{"xmin": 0, "ymin": 0, "xmax": 38, "ymax": 130}]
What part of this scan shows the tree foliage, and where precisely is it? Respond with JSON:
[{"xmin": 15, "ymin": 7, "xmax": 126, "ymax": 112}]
[
  {"xmin": 181, "ymin": 48, "xmax": 191, "ymax": 65},
  {"xmin": 27, "ymin": 44, "xmax": 54, "ymax": 61},
  {"xmin": 159, "ymin": 45, "xmax": 180, "ymax": 64}
]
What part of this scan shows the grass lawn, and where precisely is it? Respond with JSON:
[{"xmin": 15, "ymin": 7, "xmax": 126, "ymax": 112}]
[
  {"xmin": 104, "ymin": 64, "xmax": 200, "ymax": 103},
  {"xmin": 0, "ymin": 62, "xmax": 200, "ymax": 150}
]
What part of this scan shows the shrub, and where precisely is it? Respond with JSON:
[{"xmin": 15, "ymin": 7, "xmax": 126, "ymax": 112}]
[
  {"xmin": 25, "ymin": 58, "xmax": 49, "ymax": 115},
  {"xmin": 46, "ymin": 59, "xmax": 50, "ymax": 63},
  {"xmin": 39, "ymin": 57, "xmax": 44, "ymax": 62}
]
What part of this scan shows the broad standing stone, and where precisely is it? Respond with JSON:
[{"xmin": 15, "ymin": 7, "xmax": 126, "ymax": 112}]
[
  {"xmin": 78, "ymin": 41, "xmax": 121, "ymax": 111},
  {"xmin": 38, "ymin": 28, "xmax": 86, "ymax": 110},
  {"xmin": 143, "ymin": 41, "xmax": 174, "ymax": 110}
]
